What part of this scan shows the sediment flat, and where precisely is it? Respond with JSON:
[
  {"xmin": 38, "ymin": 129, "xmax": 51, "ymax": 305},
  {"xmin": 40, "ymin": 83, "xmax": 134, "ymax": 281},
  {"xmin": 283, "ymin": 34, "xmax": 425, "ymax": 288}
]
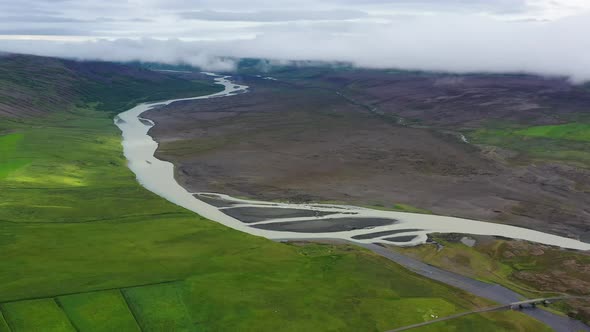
[
  {"xmin": 220, "ymin": 207, "xmax": 337, "ymax": 223},
  {"xmin": 383, "ymin": 235, "xmax": 419, "ymax": 243},
  {"xmin": 252, "ymin": 217, "xmax": 397, "ymax": 233},
  {"xmin": 352, "ymin": 229, "xmax": 422, "ymax": 240},
  {"xmin": 194, "ymin": 194, "xmax": 236, "ymax": 208}
]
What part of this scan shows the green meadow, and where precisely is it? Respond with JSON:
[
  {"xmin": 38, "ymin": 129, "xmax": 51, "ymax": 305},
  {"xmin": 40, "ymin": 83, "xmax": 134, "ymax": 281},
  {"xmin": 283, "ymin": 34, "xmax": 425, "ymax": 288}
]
[
  {"xmin": 469, "ymin": 122, "xmax": 590, "ymax": 166},
  {"xmin": 515, "ymin": 123, "xmax": 590, "ymax": 142},
  {"xmin": 58, "ymin": 290, "xmax": 141, "ymax": 332},
  {"xmin": 0, "ymin": 133, "xmax": 30, "ymax": 179},
  {"xmin": 1, "ymin": 299, "xmax": 76, "ymax": 332},
  {"xmin": 0, "ymin": 81, "xmax": 552, "ymax": 331}
]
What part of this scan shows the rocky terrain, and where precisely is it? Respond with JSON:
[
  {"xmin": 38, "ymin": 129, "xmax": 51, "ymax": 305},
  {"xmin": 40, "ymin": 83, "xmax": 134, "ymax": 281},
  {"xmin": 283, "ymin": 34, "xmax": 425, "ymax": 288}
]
[{"xmin": 145, "ymin": 69, "xmax": 590, "ymax": 241}]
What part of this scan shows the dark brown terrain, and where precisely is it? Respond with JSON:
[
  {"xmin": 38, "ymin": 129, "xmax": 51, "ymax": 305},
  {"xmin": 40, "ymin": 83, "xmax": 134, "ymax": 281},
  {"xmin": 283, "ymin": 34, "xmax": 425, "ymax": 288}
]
[
  {"xmin": 0, "ymin": 53, "xmax": 220, "ymax": 119},
  {"xmin": 145, "ymin": 69, "xmax": 590, "ymax": 240}
]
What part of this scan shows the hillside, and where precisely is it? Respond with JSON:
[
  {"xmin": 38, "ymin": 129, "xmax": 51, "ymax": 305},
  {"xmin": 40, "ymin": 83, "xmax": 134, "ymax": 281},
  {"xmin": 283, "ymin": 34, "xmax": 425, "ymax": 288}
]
[{"xmin": 0, "ymin": 53, "xmax": 221, "ymax": 118}]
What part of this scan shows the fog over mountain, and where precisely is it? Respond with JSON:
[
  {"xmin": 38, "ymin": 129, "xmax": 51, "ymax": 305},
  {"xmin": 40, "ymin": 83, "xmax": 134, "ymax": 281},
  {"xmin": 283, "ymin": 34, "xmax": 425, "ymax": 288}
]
[{"xmin": 1, "ymin": 0, "xmax": 589, "ymax": 81}]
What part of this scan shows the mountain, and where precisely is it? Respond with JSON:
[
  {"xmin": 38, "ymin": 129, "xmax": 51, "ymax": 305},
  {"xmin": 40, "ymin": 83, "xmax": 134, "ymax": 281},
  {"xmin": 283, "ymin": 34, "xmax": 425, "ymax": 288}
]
[{"xmin": 0, "ymin": 53, "xmax": 220, "ymax": 118}]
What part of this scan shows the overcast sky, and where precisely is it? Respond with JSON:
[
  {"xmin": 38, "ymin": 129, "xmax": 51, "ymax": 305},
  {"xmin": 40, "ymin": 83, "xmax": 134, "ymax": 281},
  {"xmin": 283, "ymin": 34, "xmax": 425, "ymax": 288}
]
[{"xmin": 1, "ymin": 0, "xmax": 590, "ymax": 81}]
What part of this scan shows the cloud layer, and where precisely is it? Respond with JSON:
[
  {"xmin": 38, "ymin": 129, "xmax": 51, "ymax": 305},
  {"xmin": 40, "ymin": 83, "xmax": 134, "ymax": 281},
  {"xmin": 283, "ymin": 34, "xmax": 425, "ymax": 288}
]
[{"xmin": 1, "ymin": 1, "xmax": 590, "ymax": 82}]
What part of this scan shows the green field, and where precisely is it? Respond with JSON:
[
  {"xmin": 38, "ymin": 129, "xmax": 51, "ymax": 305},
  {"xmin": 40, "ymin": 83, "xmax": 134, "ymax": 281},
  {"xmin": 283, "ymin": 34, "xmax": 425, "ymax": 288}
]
[
  {"xmin": 469, "ymin": 122, "xmax": 590, "ymax": 166},
  {"xmin": 515, "ymin": 123, "xmax": 590, "ymax": 142},
  {"xmin": 0, "ymin": 67, "xmax": 553, "ymax": 330},
  {"xmin": 58, "ymin": 290, "xmax": 141, "ymax": 332},
  {"xmin": 123, "ymin": 283, "xmax": 193, "ymax": 331},
  {"xmin": 0, "ymin": 133, "xmax": 30, "ymax": 179},
  {"xmin": 0, "ymin": 311, "xmax": 11, "ymax": 332},
  {"xmin": 1, "ymin": 299, "xmax": 76, "ymax": 332}
]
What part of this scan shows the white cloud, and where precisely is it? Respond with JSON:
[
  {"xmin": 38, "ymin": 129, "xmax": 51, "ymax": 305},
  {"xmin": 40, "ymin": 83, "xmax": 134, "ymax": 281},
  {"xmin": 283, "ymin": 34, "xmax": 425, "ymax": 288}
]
[
  {"xmin": 179, "ymin": 9, "xmax": 368, "ymax": 22},
  {"xmin": 1, "ymin": 1, "xmax": 590, "ymax": 82}
]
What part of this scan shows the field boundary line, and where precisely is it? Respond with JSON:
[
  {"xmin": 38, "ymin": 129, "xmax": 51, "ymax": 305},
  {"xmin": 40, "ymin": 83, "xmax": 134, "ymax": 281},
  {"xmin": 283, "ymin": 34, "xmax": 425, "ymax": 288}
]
[
  {"xmin": 53, "ymin": 297, "xmax": 79, "ymax": 332},
  {"xmin": 0, "ymin": 308, "xmax": 13, "ymax": 332},
  {"xmin": 0, "ymin": 305, "xmax": 14, "ymax": 332},
  {"xmin": 119, "ymin": 289, "xmax": 144, "ymax": 332},
  {"xmin": 0, "ymin": 279, "xmax": 182, "ymax": 304}
]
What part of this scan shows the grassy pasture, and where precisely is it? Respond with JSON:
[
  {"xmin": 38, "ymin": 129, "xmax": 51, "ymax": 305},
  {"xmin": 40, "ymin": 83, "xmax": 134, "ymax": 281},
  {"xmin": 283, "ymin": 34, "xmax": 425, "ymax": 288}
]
[
  {"xmin": 469, "ymin": 122, "xmax": 590, "ymax": 166},
  {"xmin": 0, "ymin": 133, "xmax": 30, "ymax": 179},
  {"xmin": 515, "ymin": 123, "xmax": 590, "ymax": 142},
  {"xmin": 0, "ymin": 311, "xmax": 9, "ymax": 332},
  {"xmin": 58, "ymin": 290, "xmax": 141, "ymax": 332},
  {"xmin": 419, "ymin": 311, "xmax": 556, "ymax": 332},
  {"xmin": 1, "ymin": 299, "xmax": 76, "ymax": 332},
  {"xmin": 0, "ymin": 279, "xmax": 553, "ymax": 332},
  {"xmin": 123, "ymin": 283, "xmax": 193, "ymax": 331}
]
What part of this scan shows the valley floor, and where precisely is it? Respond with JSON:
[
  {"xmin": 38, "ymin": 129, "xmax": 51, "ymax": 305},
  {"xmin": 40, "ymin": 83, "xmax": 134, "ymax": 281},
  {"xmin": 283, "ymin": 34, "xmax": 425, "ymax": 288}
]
[{"xmin": 145, "ymin": 72, "xmax": 590, "ymax": 241}]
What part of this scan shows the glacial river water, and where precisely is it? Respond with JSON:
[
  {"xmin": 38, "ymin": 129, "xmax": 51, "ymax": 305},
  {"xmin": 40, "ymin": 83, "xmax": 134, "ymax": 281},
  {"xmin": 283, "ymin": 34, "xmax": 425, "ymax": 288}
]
[{"xmin": 115, "ymin": 75, "xmax": 590, "ymax": 251}]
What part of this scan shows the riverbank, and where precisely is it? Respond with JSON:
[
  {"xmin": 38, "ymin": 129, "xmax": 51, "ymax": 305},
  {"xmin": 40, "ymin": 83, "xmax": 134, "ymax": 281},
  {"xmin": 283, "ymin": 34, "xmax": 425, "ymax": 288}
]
[
  {"xmin": 144, "ymin": 72, "xmax": 590, "ymax": 240},
  {"xmin": 118, "ymin": 85, "xmax": 590, "ymax": 249}
]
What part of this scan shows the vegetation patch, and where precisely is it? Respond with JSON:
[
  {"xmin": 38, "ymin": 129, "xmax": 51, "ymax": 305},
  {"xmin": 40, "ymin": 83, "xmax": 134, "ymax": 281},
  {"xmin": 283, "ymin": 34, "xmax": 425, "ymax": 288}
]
[
  {"xmin": 1, "ymin": 298, "xmax": 75, "ymax": 332},
  {"xmin": 0, "ymin": 311, "xmax": 9, "ymax": 332},
  {"xmin": 58, "ymin": 290, "xmax": 141, "ymax": 332},
  {"xmin": 122, "ymin": 282, "xmax": 193, "ymax": 331},
  {"xmin": 0, "ymin": 133, "xmax": 30, "ymax": 179},
  {"xmin": 392, "ymin": 203, "xmax": 433, "ymax": 214},
  {"xmin": 515, "ymin": 123, "xmax": 590, "ymax": 142},
  {"xmin": 424, "ymin": 311, "xmax": 553, "ymax": 332},
  {"xmin": 79, "ymin": 78, "xmax": 221, "ymax": 115},
  {"xmin": 469, "ymin": 123, "xmax": 590, "ymax": 166}
]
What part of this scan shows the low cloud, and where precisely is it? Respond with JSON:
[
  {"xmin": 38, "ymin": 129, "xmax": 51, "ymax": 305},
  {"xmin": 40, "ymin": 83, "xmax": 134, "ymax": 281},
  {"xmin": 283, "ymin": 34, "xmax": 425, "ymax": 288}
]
[
  {"xmin": 1, "ymin": 13, "xmax": 590, "ymax": 82},
  {"xmin": 0, "ymin": 15, "xmax": 86, "ymax": 23},
  {"xmin": 179, "ymin": 9, "xmax": 367, "ymax": 22},
  {"xmin": 0, "ymin": 38, "xmax": 237, "ymax": 72}
]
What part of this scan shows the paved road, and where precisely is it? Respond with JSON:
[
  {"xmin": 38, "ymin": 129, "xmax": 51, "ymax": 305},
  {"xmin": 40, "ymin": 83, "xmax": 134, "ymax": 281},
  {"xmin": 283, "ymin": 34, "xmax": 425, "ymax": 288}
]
[
  {"xmin": 279, "ymin": 238, "xmax": 590, "ymax": 332},
  {"xmin": 360, "ymin": 242, "xmax": 590, "ymax": 332},
  {"xmin": 388, "ymin": 296, "xmax": 589, "ymax": 332},
  {"xmin": 387, "ymin": 304, "xmax": 508, "ymax": 332}
]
